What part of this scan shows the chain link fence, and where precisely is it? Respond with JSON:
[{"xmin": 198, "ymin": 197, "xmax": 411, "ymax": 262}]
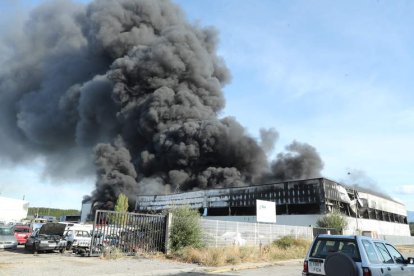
[{"xmin": 200, "ymin": 218, "xmax": 314, "ymax": 247}]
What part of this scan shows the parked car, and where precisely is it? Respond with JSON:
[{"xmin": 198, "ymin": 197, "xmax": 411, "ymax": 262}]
[
  {"xmin": 24, "ymin": 223, "xmax": 67, "ymax": 253},
  {"xmin": 303, "ymin": 234, "xmax": 414, "ymax": 276},
  {"xmin": 13, "ymin": 225, "xmax": 31, "ymax": 245},
  {"xmin": 65, "ymin": 229, "xmax": 91, "ymax": 255},
  {"xmin": 0, "ymin": 226, "xmax": 18, "ymax": 249}
]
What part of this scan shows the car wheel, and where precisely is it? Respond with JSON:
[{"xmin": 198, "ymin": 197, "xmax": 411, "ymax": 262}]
[
  {"xmin": 59, "ymin": 247, "xmax": 66, "ymax": 254},
  {"xmin": 324, "ymin": 252, "xmax": 358, "ymax": 276}
]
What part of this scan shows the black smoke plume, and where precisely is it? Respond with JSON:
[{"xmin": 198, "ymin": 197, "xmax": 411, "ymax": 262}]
[
  {"xmin": 0, "ymin": 0, "xmax": 324, "ymax": 209},
  {"xmin": 270, "ymin": 141, "xmax": 324, "ymax": 181}
]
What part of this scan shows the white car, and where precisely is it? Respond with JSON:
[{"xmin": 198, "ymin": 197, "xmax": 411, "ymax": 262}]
[
  {"xmin": 65, "ymin": 229, "xmax": 91, "ymax": 254},
  {"xmin": 303, "ymin": 234, "xmax": 414, "ymax": 276}
]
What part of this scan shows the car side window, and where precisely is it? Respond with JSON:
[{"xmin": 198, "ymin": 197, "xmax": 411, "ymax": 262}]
[
  {"xmin": 385, "ymin": 244, "xmax": 404, "ymax": 264},
  {"xmin": 374, "ymin": 242, "xmax": 394, "ymax": 264},
  {"xmin": 362, "ymin": 240, "xmax": 381, "ymax": 264}
]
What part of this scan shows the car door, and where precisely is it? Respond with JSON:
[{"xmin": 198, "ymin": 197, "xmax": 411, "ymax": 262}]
[
  {"xmin": 26, "ymin": 231, "xmax": 37, "ymax": 248},
  {"xmin": 385, "ymin": 243, "xmax": 414, "ymax": 276},
  {"xmin": 360, "ymin": 239, "xmax": 385, "ymax": 276},
  {"xmin": 374, "ymin": 242, "xmax": 402, "ymax": 276}
]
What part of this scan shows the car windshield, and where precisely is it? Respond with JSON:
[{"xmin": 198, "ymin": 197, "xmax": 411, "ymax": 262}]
[
  {"xmin": 14, "ymin": 227, "xmax": 30, "ymax": 233},
  {"xmin": 310, "ymin": 238, "xmax": 361, "ymax": 262},
  {"xmin": 0, "ymin": 228, "xmax": 13, "ymax": 235}
]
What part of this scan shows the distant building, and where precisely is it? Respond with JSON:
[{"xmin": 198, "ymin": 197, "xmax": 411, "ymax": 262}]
[
  {"xmin": 60, "ymin": 215, "xmax": 81, "ymax": 223},
  {"xmin": 0, "ymin": 196, "xmax": 29, "ymax": 223},
  {"xmin": 38, "ymin": 215, "xmax": 56, "ymax": 222},
  {"xmin": 135, "ymin": 177, "xmax": 410, "ymax": 236},
  {"xmin": 80, "ymin": 199, "xmax": 92, "ymax": 223}
]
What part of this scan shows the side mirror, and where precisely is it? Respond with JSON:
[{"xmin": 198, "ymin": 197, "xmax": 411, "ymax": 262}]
[{"xmin": 406, "ymin": 257, "xmax": 414, "ymax": 265}]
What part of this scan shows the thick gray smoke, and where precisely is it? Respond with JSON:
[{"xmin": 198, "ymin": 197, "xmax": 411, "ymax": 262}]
[
  {"xmin": 259, "ymin": 128, "xmax": 279, "ymax": 155},
  {"xmin": 0, "ymin": 0, "xmax": 324, "ymax": 209},
  {"xmin": 270, "ymin": 141, "xmax": 324, "ymax": 181},
  {"xmin": 343, "ymin": 169, "xmax": 394, "ymax": 201}
]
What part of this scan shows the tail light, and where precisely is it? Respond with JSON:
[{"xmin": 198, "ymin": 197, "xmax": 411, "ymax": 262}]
[
  {"xmin": 362, "ymin": 267, "xmax": 371, "ymax": 276},
  {"xmin": 303, "ymin": 261, "xmax": 309, "ymax": 273}
]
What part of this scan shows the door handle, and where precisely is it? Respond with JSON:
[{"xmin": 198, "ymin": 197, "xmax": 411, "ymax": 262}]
[{"xmin": 387, "ymin": 267, "xmax": 391, "ymax": 271}]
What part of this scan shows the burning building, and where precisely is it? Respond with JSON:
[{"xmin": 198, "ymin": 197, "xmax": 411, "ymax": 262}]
[
  {"xmin": 135, "ymin": 177, "xmax": 411, "ymax": 236},
  {"xmin": 0, "ymin": 0, "xmax": 409, "ymax": 238},
  {"xmin": 0, "ymin": 0, "xmax": 324, "ymax": 211}
]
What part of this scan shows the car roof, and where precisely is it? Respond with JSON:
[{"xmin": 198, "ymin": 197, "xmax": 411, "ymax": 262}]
[
  {"xmin": 317, "ymin": 234, "xmax": 357, "ymax": 239},
  {"xmin": 316, "ymin": 234, "xmax": 390, "ymax": 243},
  {"xmin": 14, "ymin": 225, "xmax": 30, "ymax": 228}
]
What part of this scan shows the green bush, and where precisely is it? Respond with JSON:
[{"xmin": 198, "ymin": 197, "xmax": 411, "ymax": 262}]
[
  {"xmin": 169, "ymin": 206, "xmax": 203, "ymax": 252},
  {"xmin": 272, "ymin": 236, "xmax": 309, "ymax": 249},
  {"xmin": 316, "ymin": 211, "xmax": 348, "ymax": 233},
  {"xmin": 410, "ymin": 223, "xmax": 414, "ymax": 236}
]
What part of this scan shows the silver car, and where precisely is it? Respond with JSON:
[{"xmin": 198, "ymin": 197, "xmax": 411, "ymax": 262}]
[
  {"xmin": 303, "ymin": 234, "xmax": 414, "ymax": 276},
  {"xmin": 0, "ymin": 226, "xmax": 18, "ymax": 249}
]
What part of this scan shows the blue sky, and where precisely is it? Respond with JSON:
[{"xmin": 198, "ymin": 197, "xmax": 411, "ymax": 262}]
[{"xmin": 1, "ymin": 0, "xmax": 414, "ymax": 211}]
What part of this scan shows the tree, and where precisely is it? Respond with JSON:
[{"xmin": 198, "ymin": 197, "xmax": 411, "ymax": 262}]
[
  {"xmin": 316, "ymin": 211, "xmax": 348, "ymax": 234},
  {"xmin": 114, "ymin": 193, "xmax": 129, "ymax": 212},
  {"xmin": 112, "ymin": 193, "xmax": 129, "ymax": 225}
]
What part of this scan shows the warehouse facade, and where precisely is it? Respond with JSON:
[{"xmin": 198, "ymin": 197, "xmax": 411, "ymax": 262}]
[{"xmin": 135, "ymin": 178, "xmax": 410, "ymax": 236}]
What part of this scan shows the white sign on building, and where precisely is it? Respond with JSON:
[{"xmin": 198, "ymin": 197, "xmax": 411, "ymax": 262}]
[{"xmin": 256, "ymin": 199, "xmax": 276, "ymax": 223}]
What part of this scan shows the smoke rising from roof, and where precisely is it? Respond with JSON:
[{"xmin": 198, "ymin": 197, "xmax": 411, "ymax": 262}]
[
  {"xmin": 0, "ymin": 0, "xmax": 324, "ymax": 209},
  {"xmin": 343, "ymin": 169, "xmax": 394, "ymax": 201},
  {"xmin": 270, "ymin": 141, "xmax": 324, "ymax": 181}
]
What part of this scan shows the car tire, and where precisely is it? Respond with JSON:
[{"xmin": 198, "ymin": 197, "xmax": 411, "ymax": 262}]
[
  {"xmin": 324, "ymin": 252, "xmax": 358, "ymax": 276},
  {"xmin": 59, "ymin": 247, "xmax": 66, "ymax": 254}
]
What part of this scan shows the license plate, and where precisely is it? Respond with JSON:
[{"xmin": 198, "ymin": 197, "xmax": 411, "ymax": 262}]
[{"xmin": 309, "ymin": 260, "xmax": 325, "ymax": 275}]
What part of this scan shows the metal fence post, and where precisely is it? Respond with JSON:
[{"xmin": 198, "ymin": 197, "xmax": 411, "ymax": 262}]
[
  {"xmin": 254, "ymin": 223, "xmax": 257, "ymax": 246},
  {"xmin": 215, "ymin": 220, "xmax": 218, "ymax": 248},
  {"xmin": 164, "ymin": 212, "xmax": 173, "ymax": 254}
]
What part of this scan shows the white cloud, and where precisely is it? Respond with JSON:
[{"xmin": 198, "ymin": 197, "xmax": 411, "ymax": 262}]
[{"xmin": 395, "ymin": 185, "xmax": 414, "ymax": 195}]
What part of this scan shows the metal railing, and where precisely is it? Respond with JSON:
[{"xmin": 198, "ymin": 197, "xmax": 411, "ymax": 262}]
[{"xmin": 89, "ymin": 210, "xmax": 167, "ymax": 256}]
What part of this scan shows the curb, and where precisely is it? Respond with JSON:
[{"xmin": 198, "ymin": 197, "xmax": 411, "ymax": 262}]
[{"xmin": 203, "ymin": 259, "xmax": 303, "ymax": 274}]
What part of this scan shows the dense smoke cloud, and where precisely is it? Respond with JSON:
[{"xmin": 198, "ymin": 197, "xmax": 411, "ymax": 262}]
[
  {"xmin": 343, "ymin": 169, "xmax": 393, "ymax": 201},
  {"xmin": 270, "ymin": 141, "xmax": 324, "ymax": 181},
  {"xmin": 0, "ymin": 0, "xmax": 324, "ymax": 209},
  {"xmin": 259, "ymin": 128, "xmax": 279, "ymax": 155}
]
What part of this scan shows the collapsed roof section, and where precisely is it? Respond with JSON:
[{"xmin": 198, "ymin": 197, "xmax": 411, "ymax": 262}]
[{"xmin": 135, "ymin": 178, "xmax": 408, "ymax": 224}]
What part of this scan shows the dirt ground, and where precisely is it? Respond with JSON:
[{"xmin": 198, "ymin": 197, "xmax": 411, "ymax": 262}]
[
  {"xmin": 1, "ymin": 245, "xmax": 414, "ymax": 276},
  {"xmin": 0, "ymin": 246, "xmax": 200, "ymax": 276}
]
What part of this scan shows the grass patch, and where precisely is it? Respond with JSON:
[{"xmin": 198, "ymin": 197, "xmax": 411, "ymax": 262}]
[
  {"xmin": 396, "ymin": 245, "xmax": 414, "ymax": 253},
  {"xmin": 170, "ymin": 237, "xmax": 311, "ymax": 267},
  {"xmin": 100, "ymin": 247, "xmax": 124, "ymax": 260}
]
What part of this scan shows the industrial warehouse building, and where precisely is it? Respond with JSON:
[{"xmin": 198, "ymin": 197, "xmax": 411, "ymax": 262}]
[
  {"xmin": 135, "ymin": 177, "xmax": 411, "ymax": 236},
  {"xmin": 0, "ymin": 196, "xmax": 29, "ymax": 224}
]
